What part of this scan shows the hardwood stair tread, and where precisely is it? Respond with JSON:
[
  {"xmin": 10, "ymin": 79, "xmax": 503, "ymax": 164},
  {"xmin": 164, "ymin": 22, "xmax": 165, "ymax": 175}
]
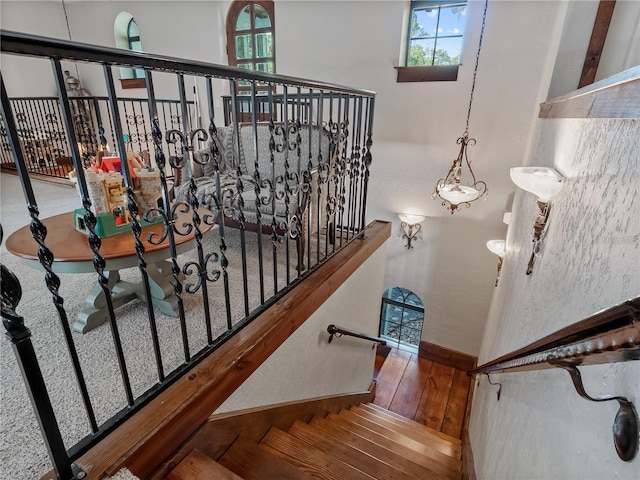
[
  {"xmin": 287, "ymin": 420, "xmax": 419, "ymax": 480},
  {"xmin": 261, "ymin": 427, "xmax": 375, "ymax": 480},
  {"xmin": 336, "ymin": 409, "xmax": 462, "ymax": 461},
  {"xmin": 323, "ymin": 412, "xmax": 461, "ymax": 473},
  {"xmin": 357, "ymin": 403, "xmax": 463, "ymax": 446},
  {"xmin": 165, "ymin": 449, "xmax": 243, "ymax": 480},
  {"xmin": 309, "ymin": 415, "xmax": 460, "ymax": 480},
  {"xmin": 343, "ymin": 408, "xmax": 461, "ymax": 457},
  {"xmin": 219, "ymin": 439, "xmax": 313, "ymax": 480}
]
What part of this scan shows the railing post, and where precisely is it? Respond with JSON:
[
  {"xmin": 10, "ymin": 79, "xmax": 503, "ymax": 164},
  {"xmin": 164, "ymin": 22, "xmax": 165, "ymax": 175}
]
[{"xmin": 0, "ymin": 229, "xmax": 80, "ymax": 480}]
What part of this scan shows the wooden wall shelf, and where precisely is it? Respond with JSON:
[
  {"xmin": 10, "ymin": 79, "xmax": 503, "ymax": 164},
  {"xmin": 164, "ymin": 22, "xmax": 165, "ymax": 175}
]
[{"xmin": 539, "ymin": 66, "xmax": 640, "ymax": 119}]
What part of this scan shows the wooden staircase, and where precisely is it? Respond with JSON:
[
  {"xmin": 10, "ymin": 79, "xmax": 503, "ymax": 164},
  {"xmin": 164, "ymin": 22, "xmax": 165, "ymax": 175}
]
[{"xmin": 165, "ymin": 403, "xmax": 462, "ymax": 479}]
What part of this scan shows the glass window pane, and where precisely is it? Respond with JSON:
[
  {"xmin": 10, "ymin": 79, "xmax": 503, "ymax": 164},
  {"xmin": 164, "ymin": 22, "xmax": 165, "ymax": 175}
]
[
  {"xmin": 255, "ymin": 61, "xmax": 274, "ymax": 73},
  {"xmin": 255, "ymin": 32, "xmax": 273, "ymax": 58},
  {"xmin": 439, "ymin": 4, "xmax": 467, "ymax": 37},
  {"xmin": 235, "ymin": 34, "xmax": 253, "ymax": 59},
  {"xmin": 411, "ymin": 7, "xmax": 438, "ymax": 39},
  {"xmin": 236, "ymin": 6, "xmax": 251, "ymax": 31},
  {"xmin": 254, "ymin": 4, "xmax": 271, "ymax": 28},
  {"xmin": 129, "ymin": 40, "xmax": 142, "ymax": 52},
  {"xmin": 408, "ymin": 39, "xmax": 435, "ymax": 66},
  {"xmin": 433, "ymin": 36, "xmax": 463, "ymax": 65},
  {"xmin": 127, "ymin": 19, "xmax": 139, "ymax": 37},
  {"xmin": 237, "ymin": 63, "xmax": 253, "ymax": 87}
]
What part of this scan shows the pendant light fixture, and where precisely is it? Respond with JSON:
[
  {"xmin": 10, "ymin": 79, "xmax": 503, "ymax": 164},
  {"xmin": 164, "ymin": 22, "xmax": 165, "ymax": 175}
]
[{"xmin": 433, "ymin": 0, "xmax": 489, "ymax": 214}]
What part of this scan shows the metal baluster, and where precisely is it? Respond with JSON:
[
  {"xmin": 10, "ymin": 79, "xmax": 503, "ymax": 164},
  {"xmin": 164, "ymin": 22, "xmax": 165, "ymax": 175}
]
[
  {"xmin": 145, "ymin": 71, "xmax": 191, "ymax": 355},
  {"xmin": 24, "ymin": 98, "xmax": 46, "ymax": 174},
  {"xmin": 138, "ymin": 99, "xmax": 152, "ymax": 157},
  {"xmin": 267, "ymin": 83, "xmax": 280, "ymax": 295},
  {"xmin": 45, "ymin": 98, "xmax": 66, "ymax": 167},
  {"xmin": 105, "ymin": 96, "xmax": 118, "ymax": 158},
  {"xmin": 55, "ymin": 60, "xmax": 136, "ymax": 407},
  {"xmin": 177, "ymin": 73, "xmax": 219, "ymax": 345},
  {"xmin": 352, "ymin": 96, "xmax": 363, "ymax": 236},
  {"xmin": 2, "ymin": 76, "xmax": 99, "ymax": 458},
  {"xmin": 282, "ymin": 86, "xmax": 291, "ymax": 285},
  {"xmin": 31, "ymin": 98, "xmax": 54, "ymax": 176},
  {"xmin": 306, "ymin": 90, "xmax": 313, "ymax": 271},
  {"xmin": 338, "ymin": 95, "xmax": 350, "ymax": 248},
  {"xmin": 346, "ymin": 95, "xmax": 359, "ymax": 242},
  {"xmin": 330, "ymin": 94, "xmax": 341, "ymax": 255},
  {"xmin": 230, "ymin": 79, "xmax": 250, "ymax": 316},
  {"xmin": 360, "ymin": 97, "xmax": 374, "ymax": 233},
  {"xmin": 104, "ymin": 65, "xmax": 168, "ymax": 381},
  {"xmin": 132, "ymin": 100, "xmax": 145, "ymax": 154},
  {"xmin": 316, "ymin": 90, "xmax": 324, "ymax": 263},
  {"xmin": 206, "ymin": 77, "xmax": 233, "ymax": 329},
  {"xmin": 250, "ymin": 81, "xmax": 265, "ymax": 304}
]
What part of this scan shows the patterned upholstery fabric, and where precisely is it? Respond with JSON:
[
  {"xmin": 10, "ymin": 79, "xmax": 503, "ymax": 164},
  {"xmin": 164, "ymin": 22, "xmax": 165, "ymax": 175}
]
[{"xmin": 176, "ymin": 123, "xmax": 330, "ymax": 227}]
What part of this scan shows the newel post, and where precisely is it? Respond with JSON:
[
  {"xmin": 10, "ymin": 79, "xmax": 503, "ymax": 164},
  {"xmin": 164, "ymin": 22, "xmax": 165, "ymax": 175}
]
[{"xmin": 1, "ymin": 226, "xmax": 79, "ymax": 480}]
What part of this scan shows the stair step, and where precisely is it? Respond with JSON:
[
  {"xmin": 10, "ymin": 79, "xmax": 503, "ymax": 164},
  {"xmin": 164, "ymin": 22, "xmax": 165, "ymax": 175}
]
[
  {"xmin": 309, "ymin": 416, "xmax": 460, "ymax": 480},
  {"xmin": 357, "ymin": 404, "xmax": 463, "ymax": 446},
  {"xmin": 219, "ymin": 439, "xmax": 313, "ymax": 480},
  {"xmin": 345, "ymin": 407, "xmax": 462, "ymax": 457},
  {"xmin": 365, "ymin": 401, "xmax": 463, "ymax": 443},
  {"xmin": 287, "ymin": 420, "xmax": 417, "ymax": 480},
  {"xmin": 165, "ymin": 449, "xmax": 243, "ymax": 480},
  {"xmin": 261, "ymin": 427, "xmax": 375, "ymax": 480},
  {"xmin": 327, "ymin": 410, "xmax": 461, "ymax": 469}
]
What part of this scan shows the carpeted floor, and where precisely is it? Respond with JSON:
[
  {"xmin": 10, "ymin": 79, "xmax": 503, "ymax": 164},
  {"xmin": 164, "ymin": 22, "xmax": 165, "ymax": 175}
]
[{"xmin": 0, "ymin": 173, "xmax": 318, "ymax": 479}]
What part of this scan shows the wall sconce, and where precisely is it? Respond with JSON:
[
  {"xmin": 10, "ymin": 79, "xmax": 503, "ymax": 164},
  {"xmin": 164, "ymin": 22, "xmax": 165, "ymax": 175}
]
[
  {"xmin": 510, "ymin": 167, "xmax": 563, "ymax": 275},
  {"xmin": 398, "ymin": 213, "xmax": 426, "ymax": 249},
  {"xmin": 486, "ymin": 239, "xmax": 506, "ymax": 286}
]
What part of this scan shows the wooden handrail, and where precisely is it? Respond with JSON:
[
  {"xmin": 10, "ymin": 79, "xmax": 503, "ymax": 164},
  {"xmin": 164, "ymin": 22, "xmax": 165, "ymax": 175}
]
[
  {"xmin": 469, "ymin": 296, "xmax": 640, "ymax": 375},
  {"xmin": 469, "ymin": 297, "xmax": 640, "ymax": 462}
]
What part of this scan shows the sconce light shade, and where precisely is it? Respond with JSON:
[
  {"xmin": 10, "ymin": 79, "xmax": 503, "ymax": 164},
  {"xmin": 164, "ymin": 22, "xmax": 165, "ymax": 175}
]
[
  {"xmin": 398, "ymin": 213, "xmax": 426, "ymax": 225},
  {"xmin": 398, "ymin": 213, "xmax": 426, "ymax": 249},
  {"xmin": 511, "ymin": 167, "xmax": 563, "ymax": 275},
  {"xmin": 487, "ymin": 239, "xmax": 506, "ymax": 286},
  {"xmin": 510, "ymin": 167, "xmax": 563, "ymax": 202},
  {"xmin": 486, "ymin": 239, "xmax": 506, "ymax": 257}
]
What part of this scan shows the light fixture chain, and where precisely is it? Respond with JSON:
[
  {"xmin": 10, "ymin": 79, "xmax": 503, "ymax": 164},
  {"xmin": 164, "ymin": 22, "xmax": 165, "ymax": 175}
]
[
  {"xmin": 61, "ymin": 0, "xmax": 81, "ymax": 82},
  {"xmin": 464, "ymin": 0, "xmax": 489, "ymax": 135}
]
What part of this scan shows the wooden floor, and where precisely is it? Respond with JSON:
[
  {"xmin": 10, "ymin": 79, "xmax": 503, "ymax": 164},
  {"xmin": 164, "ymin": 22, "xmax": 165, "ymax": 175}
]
[{"xmin": 373, "ymin": 348, "xmax": 471, "ymax": 440}]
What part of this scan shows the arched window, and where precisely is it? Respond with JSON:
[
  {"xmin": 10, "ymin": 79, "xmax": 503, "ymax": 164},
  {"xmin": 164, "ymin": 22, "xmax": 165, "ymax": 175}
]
[
  {"xmin": 379, "ymin": 287, "xmax": 425, "ymax": 351},
  {"xmin": 226, "ymin": 1, "xmax": 276, "ymax": 77},
  {"xmin": 114, "ymin": 12, "xmax": 145, "ymax": 87}
]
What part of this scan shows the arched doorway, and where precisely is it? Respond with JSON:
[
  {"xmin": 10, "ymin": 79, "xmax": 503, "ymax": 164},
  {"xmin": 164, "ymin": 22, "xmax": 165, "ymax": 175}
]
[{"xmin": 379, "ymin": 286, "xmax": 425, "ymax": 351}]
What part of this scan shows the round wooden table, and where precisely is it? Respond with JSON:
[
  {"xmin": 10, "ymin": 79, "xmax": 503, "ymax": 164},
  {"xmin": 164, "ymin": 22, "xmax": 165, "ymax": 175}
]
[{"xmin": 6, "ymin": 209, "xmax": 214, "ymax": 333}]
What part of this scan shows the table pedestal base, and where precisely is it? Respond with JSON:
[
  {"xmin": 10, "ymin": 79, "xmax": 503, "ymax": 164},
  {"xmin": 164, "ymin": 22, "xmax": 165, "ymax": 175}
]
[{"xmin": 73, "ymin": 261, "xmax": 180, "ymax": 334}]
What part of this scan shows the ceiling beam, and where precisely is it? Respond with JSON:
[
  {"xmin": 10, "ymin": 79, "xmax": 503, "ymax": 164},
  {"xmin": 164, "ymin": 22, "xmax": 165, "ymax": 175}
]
[{"xmin": 578, "ymin": 0, "xmax": 617, "ymax": 89}]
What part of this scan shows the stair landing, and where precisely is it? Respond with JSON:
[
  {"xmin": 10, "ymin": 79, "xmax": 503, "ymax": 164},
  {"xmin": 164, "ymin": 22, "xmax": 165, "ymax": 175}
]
[{"xmin": 373, "ymin": 348, "xmax": 471, "ymax": 439}]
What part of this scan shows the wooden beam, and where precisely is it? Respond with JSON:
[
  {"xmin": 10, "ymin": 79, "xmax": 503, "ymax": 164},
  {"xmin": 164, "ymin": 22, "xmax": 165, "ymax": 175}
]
[
  {"xmin": 42, "ymin": 220, "xmax": 391, "ymax": 480},
  {"xmin": 578, "ymin": 0, "xmax": 616, "ymax": 89}
]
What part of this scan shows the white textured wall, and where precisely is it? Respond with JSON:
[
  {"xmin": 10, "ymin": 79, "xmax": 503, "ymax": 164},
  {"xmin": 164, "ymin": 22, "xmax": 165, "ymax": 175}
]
[
  {"xmin": 216, "ymin": 239, "xmax": 388, "ymax": 412},
  {"xmin": 470, "ymin": 117, "xmax": 640, "ymax": 479}
]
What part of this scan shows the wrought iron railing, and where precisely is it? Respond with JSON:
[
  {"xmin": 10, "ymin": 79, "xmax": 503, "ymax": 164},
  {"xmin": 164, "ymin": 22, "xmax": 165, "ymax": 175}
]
[
  {"xmin": 0, "ymin": 30, "xmax": 375, "ymax": 479},
  {"xmin": 327, "ymin": 324, "xmax": 387, "ymax": 346},
  {"xmin": 0, "ymin": 95, "xmax": 194, "ymax": 179}
]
